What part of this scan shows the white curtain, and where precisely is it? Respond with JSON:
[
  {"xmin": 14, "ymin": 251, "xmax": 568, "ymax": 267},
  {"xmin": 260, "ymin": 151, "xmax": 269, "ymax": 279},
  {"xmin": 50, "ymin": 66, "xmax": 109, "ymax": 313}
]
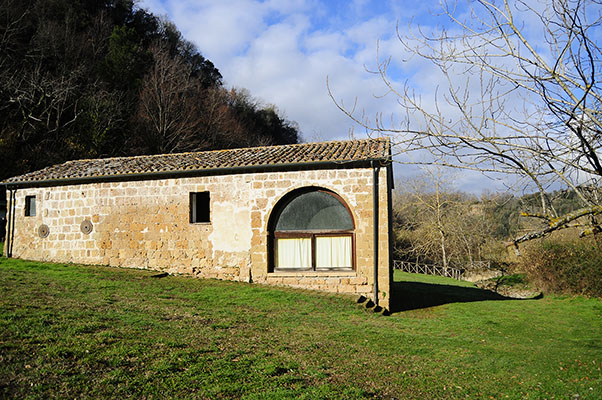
[
  {"xmin": 316, "ymin": 236, "xmax": 351, "ymax": 269},
  {"xmin": 276, "ymin": 238, "xmax": 311, "ymax": 269}
]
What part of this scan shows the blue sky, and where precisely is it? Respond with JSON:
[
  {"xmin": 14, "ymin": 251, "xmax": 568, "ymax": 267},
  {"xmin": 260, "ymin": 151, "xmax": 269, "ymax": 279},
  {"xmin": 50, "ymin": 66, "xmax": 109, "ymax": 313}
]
[
  {"xmin": 137, "ymin": 0, "xmax": 507, "ymax": 192},
  {"xmin": 136, "ymin": 0, "xmax": 443, "ymax": 137}
]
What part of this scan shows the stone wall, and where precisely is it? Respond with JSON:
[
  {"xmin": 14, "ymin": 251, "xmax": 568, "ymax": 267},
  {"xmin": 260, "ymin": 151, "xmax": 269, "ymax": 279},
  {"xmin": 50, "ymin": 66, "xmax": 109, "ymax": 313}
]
[{"xmin": 7, "ymin": 167, "xmax": 392, "ymax": 308}]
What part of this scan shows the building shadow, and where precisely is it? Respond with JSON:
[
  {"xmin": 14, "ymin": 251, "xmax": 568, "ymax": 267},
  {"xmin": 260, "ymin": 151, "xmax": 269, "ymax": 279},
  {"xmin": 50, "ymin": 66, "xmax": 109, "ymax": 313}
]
[{"xmin": 389, "ymin": 280, "xmax": 541, "ymax": 313}]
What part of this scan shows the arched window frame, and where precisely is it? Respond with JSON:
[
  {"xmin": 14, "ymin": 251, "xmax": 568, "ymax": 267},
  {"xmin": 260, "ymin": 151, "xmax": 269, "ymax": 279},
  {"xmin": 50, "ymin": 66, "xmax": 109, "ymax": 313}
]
[{"xmin": 268, "ymin": 187, "xmax": 356, "ymax": 272}]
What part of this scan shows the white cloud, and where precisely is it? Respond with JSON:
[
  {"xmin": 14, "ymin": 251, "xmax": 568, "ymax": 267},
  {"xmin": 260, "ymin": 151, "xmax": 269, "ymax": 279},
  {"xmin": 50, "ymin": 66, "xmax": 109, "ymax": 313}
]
[
  {"xmin": 137, "ymin": 0, "xmax": 514, "ymax": 192},
  {"xmin": 156, "ymin": 0, "xmax": 269, "ymax": 65},
  {"xmin": 138, "ymin": 0, "xmax": 168, "ymax": 16},
  {"xmin": 137, "ymin": 0, "xmax": 409, "ymax": 139}
]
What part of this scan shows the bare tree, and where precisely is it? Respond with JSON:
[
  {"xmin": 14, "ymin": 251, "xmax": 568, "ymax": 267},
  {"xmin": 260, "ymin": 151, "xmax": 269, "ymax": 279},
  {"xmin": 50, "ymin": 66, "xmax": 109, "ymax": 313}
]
[
  {"xmin": 139, "ymin": 43, "xmax": 207, "ymax": 153},
  {"xmin": 0, "ymin": 0, "xmax": 29, "ymax": 68},
  {"xmin": 448, "ymin": 201, "xmax": 495, "ymax": 266},
  {"xmin": 393, "ymin": 168, "xmax": 486, "ymax": 268},
  {"xmin": 331, "ymin": 0, "xmax": 602, "ymax": 247},
  {"xmin": 196, "ymin": 87, "xmax": 236, "ymax": 147},
  {"xmin": 84, "ymin": 88, "xmax": 127, "ymax": 156},
  {"xmin": 6, "ymin": 64, "xmax": 82, "ymax": 143}
]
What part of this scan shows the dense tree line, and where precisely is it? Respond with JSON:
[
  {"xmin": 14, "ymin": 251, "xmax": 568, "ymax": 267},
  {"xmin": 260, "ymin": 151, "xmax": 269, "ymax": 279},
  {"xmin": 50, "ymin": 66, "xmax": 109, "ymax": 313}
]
[
  {"xmin": 392, "ymin": 173, "xmax": 601, "ymax": 270},
  {"xmin": 0, "ymin": 0, "xmax": 299, "ymax": 181},
  {"xmin": 393, "ymin": 173, "xmax": 602, "ymax": 296}
]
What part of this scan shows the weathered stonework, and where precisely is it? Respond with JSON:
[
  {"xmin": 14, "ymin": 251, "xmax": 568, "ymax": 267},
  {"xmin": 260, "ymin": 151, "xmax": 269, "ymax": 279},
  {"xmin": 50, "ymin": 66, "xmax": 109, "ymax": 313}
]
[{"xmin": 7, "ymin": 167, "xmax": 392, "ymax": 308}]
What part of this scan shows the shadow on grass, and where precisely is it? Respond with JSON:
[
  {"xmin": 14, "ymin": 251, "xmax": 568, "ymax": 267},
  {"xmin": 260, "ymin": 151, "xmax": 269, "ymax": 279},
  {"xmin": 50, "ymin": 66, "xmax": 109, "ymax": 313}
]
[{"xmin": 390, "ymin": 280, "xmax": 541, "ymax": 313}]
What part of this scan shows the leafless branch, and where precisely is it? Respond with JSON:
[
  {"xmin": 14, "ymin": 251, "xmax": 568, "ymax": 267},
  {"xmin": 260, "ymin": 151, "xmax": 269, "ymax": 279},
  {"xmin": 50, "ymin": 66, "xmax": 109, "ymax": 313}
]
[{"xmin": 331, "ymin": 0, "xmax": 602, "ymax": 244}]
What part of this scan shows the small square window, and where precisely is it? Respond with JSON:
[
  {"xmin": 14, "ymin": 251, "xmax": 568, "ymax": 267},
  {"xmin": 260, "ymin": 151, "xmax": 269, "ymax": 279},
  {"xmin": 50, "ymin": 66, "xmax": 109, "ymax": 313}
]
[
  {"xmin": 25, "ymin": 195, "xmax": 36, "ymax": 217},
  {"xmin": 190, "ymin": 192, "xmax": 210, "ymax": 223}
]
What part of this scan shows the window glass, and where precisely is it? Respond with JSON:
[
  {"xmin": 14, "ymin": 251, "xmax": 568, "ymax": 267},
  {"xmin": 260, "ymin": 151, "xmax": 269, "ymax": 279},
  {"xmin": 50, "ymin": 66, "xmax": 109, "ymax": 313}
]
[
  {"xmin": 25, "ymin": 196, "xmax": 36, "ymax": 217},
  {"xmin": 276, "ymin": 238, "xmax": 311, "ymax": 269},
  {"xmin": 275, "ymin": 191, "xmax": 353, "ymax": 231},
  {"xmin": 315, "ymin": 236, "xmax": 352, "ymax": 269},
  {"xmin": 271, "ymin": 188, "xmax": 355, "ymax": 272}
]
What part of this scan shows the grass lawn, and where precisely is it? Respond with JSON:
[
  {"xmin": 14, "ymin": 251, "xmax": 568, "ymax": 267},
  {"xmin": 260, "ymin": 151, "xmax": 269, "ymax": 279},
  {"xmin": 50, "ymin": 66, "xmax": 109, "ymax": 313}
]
[{"xmin": 0, "ymin": 256, "xmax": 600, "ymax": 399}]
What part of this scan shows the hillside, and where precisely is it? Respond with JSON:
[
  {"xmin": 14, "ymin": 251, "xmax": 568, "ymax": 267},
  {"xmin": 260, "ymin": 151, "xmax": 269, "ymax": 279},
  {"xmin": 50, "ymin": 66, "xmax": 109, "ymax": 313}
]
[{"xmin": 0, "ymin": 0, "xmax": 299, "ymax": 182}]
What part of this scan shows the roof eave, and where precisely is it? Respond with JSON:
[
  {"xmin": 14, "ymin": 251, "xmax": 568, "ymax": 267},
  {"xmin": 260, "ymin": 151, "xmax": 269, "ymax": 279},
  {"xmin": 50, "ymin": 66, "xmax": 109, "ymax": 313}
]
[{"xmin": 1, "ymin": 157, "xmax": 391, "ymax": 189}]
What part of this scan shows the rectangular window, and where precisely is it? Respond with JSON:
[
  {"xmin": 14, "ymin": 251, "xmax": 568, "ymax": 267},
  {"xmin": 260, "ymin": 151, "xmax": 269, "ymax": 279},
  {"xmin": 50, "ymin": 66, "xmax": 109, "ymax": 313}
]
[
  {"xmin": 315, "ymin": 236, "xmax": 352, "ymax": 269},
  {"xmin": 274, "ymin": 234, "xmax": 353, "ymax": 271},
  {"xmin": 25, "ymin": 195, "xmax": 36, "ymax": 217},
  {"xmin": 275, "ymin": 238, "xmax": 312, "ymax": 269},
  {"xmin": 190, "ymin": 192, "xmax": 210, "ymax": 223}
]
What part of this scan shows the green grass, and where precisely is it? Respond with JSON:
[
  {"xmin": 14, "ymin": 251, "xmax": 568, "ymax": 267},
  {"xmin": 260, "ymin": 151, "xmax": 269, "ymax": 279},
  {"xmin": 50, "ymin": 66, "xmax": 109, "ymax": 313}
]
[
  {"xmin": 493, "ymin": 273, "xmax": 528, "ymax": 286},
  {"xmin": 1, "ymin": 258, "xmax": 600, "ymax": 399}
]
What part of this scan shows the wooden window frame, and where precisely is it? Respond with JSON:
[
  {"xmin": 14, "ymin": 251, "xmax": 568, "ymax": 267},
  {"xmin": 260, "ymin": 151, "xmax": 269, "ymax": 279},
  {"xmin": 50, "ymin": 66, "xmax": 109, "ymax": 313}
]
[
  {"xmin": 270, "ymin": 188, "xmax": 356, "ymax": 272},
  {"xmin": 273, "ymin": 231, "xmax": 355, "ymax": 272}
]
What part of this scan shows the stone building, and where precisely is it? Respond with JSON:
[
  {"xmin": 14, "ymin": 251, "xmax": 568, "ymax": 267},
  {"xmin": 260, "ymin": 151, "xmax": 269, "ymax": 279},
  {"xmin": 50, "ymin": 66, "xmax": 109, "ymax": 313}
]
[{"xmin": 2, "ymin": 138, "xmax": 394, "ymax": 308}]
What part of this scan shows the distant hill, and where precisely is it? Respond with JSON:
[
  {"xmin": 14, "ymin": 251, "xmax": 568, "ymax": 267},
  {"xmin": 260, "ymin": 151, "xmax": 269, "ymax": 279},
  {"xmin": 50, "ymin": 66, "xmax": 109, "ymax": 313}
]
[
  {"xmin": 0, "ymin": 0, "xmax": 300, "ymax": 181},
  {"xmin": 479, "ymin": 187, "xmax": 601, "ymax": 239}
]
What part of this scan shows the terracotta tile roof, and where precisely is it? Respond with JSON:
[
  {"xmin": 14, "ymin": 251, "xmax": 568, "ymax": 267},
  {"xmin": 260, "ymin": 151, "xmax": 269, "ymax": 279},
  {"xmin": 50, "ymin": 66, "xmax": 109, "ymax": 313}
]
[{"xmin": 3, "ymin": 138, "xmax": 391, "ymax": 186}]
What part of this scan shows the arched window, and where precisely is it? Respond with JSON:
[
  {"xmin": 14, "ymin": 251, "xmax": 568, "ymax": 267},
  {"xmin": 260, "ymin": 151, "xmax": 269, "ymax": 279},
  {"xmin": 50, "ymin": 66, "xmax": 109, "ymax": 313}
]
[{"xmin": 269, "ymin": 188, "xmax": 355, "ymax": 271}]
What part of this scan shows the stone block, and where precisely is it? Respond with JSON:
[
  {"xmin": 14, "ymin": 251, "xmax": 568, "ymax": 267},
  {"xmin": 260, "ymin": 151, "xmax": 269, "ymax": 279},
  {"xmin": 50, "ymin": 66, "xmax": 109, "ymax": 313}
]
[
  {"xmin": 337, "ymin": 284, "xmax": 356, "ymax": 293},
  {"xmin": 256, "ymin": 198, "xmax": 268, "ymax": 209},
  {"xmin": 356, "ymin": 285, "xmax": 372, "ymax": 293},
  {"xmin": 349, "ymin": 276, "xmax": 368, "ymax": 285},
  {"xmin": 250, "ymin": 211, "xmax": 262, "ymax": 229}
]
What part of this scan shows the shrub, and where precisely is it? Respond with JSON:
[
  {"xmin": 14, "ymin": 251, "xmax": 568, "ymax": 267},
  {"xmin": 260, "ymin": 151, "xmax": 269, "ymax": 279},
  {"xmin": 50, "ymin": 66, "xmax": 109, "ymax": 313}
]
[{"xmin": 517, "ymin": 233, "xmax": 602, "ymax": 297}]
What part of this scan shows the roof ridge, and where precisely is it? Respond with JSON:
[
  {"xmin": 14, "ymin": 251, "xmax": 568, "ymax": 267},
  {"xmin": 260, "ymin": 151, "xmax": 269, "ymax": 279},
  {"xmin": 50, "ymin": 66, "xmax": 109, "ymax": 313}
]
[
  {"xmin": 3, "ymin": 137, "xmax": 391, "ymax": 186},
  {"xmin": 52, "ymin": 137, "xmax": 390, "ymax": 164}
]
